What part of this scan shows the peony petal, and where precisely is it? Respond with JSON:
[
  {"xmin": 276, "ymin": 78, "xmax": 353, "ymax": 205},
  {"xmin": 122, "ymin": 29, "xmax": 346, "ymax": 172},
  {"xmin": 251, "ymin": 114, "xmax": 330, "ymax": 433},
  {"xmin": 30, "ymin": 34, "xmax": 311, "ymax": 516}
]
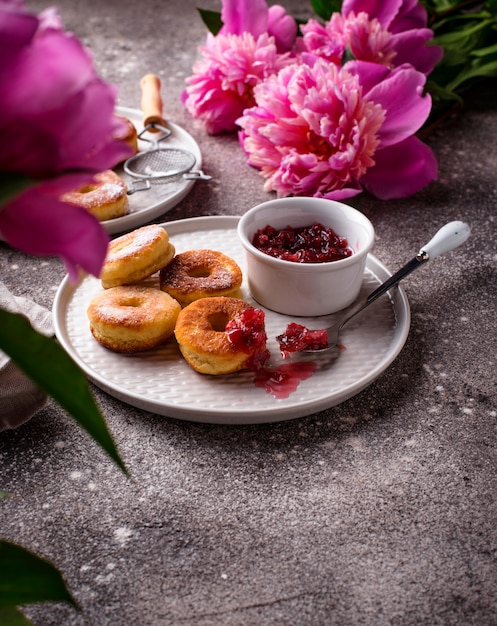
[
  {"xmin": 267, "ymin": 5, "xmax": 297, "ymax": 53},
  {"xmin": 388, "ymin": 0, "xmax": 428, "ymax": 32},
  {"xmin": 55, "ymin": 81, "xmax": 132, "ymax": 170},
  {"xmin": 0, "ymin": 118, "xmax": 59, "ymax": 174},
  {"xmin": 1, "ymin": 30, "xmax": 95, "ymax": 118},
  {"xmin": 361, "ymin": 136, "xmax": 438, "ymax": 199},
  {"xmin": 0, "ymin": 6, "xmax": 38, "ymax": 64},
  {"xmin": 390, "ymin": 30, "xmax": 444, "ymax": 75},
  {"xmin": 342, "ymin": 0, "xmax": 402, "ymax": 29},
  {"xmin": 220, "ymin": 0, "xmax": 268, "ymax": 37},
  {"xmin": 0, "ymin": 7, "xmax": 128, "ymax": 175},
  {"xmin": 0, "ymin": 182, "xmax": 109, "ymax": 280},
  {"xmin": 0, "ymin": 83, "xmax": 131, "ymax": 175},
  {"xmin": 341, "ymin": 59, "xmax": 390, "ymax": 95},
  {"xmin": 358, "ymin": 63, "xmax": 432, "ymax": 147},
  {"xmin": 343, "ymin": 0, "xmax": 429, "ymax": 32},
  {"xmin": 317, "ymin": 186, "xmax": 363, "ymax": 200},
  {"xmin": 30, "ymin": 171, "xmax": 100, "ymax": 196},
  {"xmin": 37, "ymin": 6, "xmax": 63, "ymax": 31}
]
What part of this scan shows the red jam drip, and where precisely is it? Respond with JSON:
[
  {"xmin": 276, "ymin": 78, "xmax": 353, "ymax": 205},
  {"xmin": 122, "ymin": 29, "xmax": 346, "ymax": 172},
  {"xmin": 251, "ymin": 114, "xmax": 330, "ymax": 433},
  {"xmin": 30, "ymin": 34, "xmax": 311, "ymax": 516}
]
[
  {"xmin": 254, "ymin": 362, "xmax": 317, "ymax": 399},
  {"xmin": 226, "ymin": 308, "xmax": 270, "ymax": 370},
  {"xmin": 276, "ymin": 322, "xmax": 329, "ymax": 357},
  {"xmin": 252, "ymin": 222, "xmax": 352, "ymax": 263}
]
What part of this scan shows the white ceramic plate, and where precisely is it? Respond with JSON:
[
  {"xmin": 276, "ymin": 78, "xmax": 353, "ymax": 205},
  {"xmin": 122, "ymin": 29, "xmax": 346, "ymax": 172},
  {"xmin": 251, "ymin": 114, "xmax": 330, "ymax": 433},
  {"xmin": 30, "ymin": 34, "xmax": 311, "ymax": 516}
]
[
  {"xmin": 53, "ymin": 216, "xmax": 411, "ymax": 425},
  {"xmin": 102, "ymin": 106, "xmax": 205, "ymax": 235}
]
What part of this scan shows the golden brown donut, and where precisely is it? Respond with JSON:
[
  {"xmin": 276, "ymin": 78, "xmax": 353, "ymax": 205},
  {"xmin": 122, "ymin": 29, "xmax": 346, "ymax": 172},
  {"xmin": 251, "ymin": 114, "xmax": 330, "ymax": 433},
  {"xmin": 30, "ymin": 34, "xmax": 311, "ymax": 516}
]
[
  {"xmin": 62, "ymin": 170, "xmax": 129, "ymax": 221},
  {"xmin": 100, "ymin": 224, "xmax": 175, "ymax": 289},
  {"xmin": 174, "ymin": 297, "xmax": 269, "ymax": 375},
  {"xmin": 159, "ymin": 249, "xmax": 242, "ymax": 307},
  {"xmin": 113, "ymin": 115, "xmax": 139, "ymax": 158},
  {"xmin": 87, "ymin": 285, "xmax": 181, "ymax": 353}
]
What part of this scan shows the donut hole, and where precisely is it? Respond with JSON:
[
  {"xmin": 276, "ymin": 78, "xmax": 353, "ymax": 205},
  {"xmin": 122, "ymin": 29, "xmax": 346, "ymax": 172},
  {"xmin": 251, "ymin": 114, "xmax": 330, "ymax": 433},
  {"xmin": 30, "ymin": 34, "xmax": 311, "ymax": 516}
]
[
  {"xmin": 79, "ymin": 184, "xmax": 98, "ymax": 194},
  {"xmin": 121, "ymin": 297, "xmax": 143, "ymax": 308},
  {"xmin": 208, "ymin": 312, "xmax": 230, "ymax": 332},
  {"xmin": 188, "ymin": 266, "xmax": 212, "ymax": 278}
]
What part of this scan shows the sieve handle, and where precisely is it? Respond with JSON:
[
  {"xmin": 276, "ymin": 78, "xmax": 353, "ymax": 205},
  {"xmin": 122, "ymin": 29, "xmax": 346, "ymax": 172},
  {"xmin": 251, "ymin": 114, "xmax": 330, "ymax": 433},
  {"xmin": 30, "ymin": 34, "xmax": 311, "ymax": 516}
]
[{"xmin": 140, "ymin": 73, "xmax": 165, "ymax": 133}]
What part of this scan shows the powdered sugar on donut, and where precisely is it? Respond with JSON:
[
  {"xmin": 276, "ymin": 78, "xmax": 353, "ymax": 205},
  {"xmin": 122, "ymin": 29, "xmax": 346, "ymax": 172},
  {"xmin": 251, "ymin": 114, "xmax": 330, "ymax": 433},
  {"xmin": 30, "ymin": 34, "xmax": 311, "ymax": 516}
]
[
  {"xmin": 159, "ymin": 249, "xmax": 242, "ymax": 306},
  {"xmin": 100, "ymin": 225, "xmax": 175, "ymax": 289},
  {"xmin": 100, "ymin": 182, "xmax": 125, "ymax": 200},
  {"xmin": 61, "ymin": 169, "xmax": 128, "ymax": 220},
  {"xmin": 107, "ymin": 225, "xmax": 168, "ymax": 262}
]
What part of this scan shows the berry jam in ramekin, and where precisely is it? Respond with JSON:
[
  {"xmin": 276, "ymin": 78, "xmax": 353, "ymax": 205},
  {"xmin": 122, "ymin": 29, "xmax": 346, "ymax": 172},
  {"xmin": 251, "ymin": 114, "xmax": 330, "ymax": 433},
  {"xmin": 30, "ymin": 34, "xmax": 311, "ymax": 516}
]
[{"xmin": 252, "ymin": 222, "xmax": 352, "ymax": 263}]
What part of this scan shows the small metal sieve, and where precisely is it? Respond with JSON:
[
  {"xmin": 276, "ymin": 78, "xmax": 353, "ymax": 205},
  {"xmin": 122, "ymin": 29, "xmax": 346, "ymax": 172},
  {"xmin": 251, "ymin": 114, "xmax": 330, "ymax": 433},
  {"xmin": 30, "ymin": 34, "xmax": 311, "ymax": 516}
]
[
  {"xmin": 123, "ymin": 74, "xmax": 211, "ymax": 193},
  {"xmin": 124, "ymin": 146, "xmax": 210, "ymax": 183}
]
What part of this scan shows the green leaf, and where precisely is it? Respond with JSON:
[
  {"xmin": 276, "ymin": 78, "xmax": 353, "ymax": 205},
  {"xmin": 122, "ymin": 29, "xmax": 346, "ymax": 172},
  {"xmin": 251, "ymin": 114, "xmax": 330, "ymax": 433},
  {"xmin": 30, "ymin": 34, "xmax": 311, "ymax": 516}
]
[
  {"xmin": 470, "ymin": 41, "xmax": 497, "ymax": 56},
  {"xmin": 0, "ymin": 606, "xmax": 33, "ymax": 626},
  {"xmin": 447, "ymin": 58, "xmax": 497, "ymax": 90},
  {"xmin": 0, "ymin": 541, "xmax": 79, "ymax": 611},
  {"xmin": 310, "ymin": 0, "xmax": 343, "ymax": 21},
  {"xmin": 0, "ymin": 491, "xmax": 12, "ymax": 499},
  {"xmin": 422, "ymin": 0, "xmax": 491, "ymax": 17},
  {"xmin": 197, "ymin": 8, "xmax": 223, "ymax": 35},
  {"xmin": 0, "ymin": 309, "xmax": 127, "ymax": 475},
  {"xmin": 0, "ymin": 174, "xmax": 35, "ymax": 209},
  {"xmin": 433, "ymin": 19, "xmax": 492, "ymax": 65},
  {"xmin": 342, "ymin": 45, "xmax": 356, "ymax": 65},
  {"xmin": 422, "ymin": 0, "xmax": 457, "ymax": 11},
  {"xmin": 426, "ymin": 79, "xmax": 464, "ymax": 103}
]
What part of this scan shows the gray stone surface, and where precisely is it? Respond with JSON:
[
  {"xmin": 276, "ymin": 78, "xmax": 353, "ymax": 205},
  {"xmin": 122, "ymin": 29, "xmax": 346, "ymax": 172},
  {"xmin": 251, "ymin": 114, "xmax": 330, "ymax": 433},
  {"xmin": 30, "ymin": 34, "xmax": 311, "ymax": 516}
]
[{"xmin": 1, "ymin": 1, "xmax": 496, "ymax": 624}]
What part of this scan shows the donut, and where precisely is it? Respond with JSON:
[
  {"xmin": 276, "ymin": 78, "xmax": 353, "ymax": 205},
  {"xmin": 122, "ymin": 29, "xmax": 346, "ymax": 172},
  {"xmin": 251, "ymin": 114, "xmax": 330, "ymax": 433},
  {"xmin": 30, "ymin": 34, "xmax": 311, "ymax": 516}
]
[
  {"xmin": 100, "ymin": 224, "xmax": 175, "ymax": 289},
  {"xmin": 174, "ymin": 297, "xmax": 269, "ymax": 375},
  {"xmin": 113, "ymin": 115, "xmax": 138, "ymax": 158},
  {"xmin": 159, "ymin": 249, "xmax": 242, "ymax": 307},
  {"xmin": 62, "ymin": 170, "xmax": 129, "ymax": 221},
  {"xmin": 87, "ymin": 285, "xmax": 181, "ymax": 353}
]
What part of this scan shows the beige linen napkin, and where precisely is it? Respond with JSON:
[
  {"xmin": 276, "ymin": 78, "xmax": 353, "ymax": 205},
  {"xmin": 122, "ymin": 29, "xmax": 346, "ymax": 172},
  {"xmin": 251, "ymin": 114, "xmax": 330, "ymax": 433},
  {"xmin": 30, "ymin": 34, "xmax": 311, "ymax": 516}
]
[{"xmin": 0, "ymin": 282, "xmax": 54, "ymax": 431}]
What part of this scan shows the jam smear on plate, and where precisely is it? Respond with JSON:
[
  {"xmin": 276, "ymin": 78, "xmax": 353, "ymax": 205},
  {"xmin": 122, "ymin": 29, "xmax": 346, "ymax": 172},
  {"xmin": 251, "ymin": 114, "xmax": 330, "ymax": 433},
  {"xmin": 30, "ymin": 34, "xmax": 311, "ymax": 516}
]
[
  {"xmin": 254, "ymin": 362, "xmax": 317, "ymax": 399},
  {"xmin": 252, "ymin": 222, "xmax": 352, "ymax": 263}
]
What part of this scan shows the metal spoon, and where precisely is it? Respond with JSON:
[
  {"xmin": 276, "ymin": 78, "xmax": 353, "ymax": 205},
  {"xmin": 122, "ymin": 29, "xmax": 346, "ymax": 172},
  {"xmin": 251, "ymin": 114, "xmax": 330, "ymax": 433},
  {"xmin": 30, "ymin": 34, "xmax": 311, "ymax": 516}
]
[{"xmin": 276, "ymin": 221, "xmax": 471, "ymax": 355}]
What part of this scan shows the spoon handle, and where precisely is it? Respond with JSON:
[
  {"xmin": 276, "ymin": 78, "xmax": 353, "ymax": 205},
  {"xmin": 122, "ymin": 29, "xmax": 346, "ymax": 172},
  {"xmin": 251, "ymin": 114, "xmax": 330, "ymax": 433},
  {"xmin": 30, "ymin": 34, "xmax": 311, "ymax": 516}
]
[
  {"xmin": 141, "ymin": 73, "xmax": 165, "ymax": 131},
  {"xmin": 338, "ymin": 220, "xmax": 471, "ymax": 331},
  {"xmin": 366, "ymin": 220, "xmax": 471, "ymax": 306},
  {"xmin": 421, "ymin": 220, "xmax": 471, "ymax": 259},
  {"xmin": 338, "ymin": 257, "xmax": 421, "ymax": 329}
]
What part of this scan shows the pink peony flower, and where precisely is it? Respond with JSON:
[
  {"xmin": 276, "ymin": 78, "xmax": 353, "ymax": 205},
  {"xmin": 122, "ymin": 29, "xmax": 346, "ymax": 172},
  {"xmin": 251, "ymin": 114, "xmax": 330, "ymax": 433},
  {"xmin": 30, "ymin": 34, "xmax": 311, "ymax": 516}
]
[
  {"xmin": 300, "ymin": 14, "xmax": 396, "ymax": 67},
  {"xmin": 182, "ymin": 31, "xmax": 293, "ymax": 134},
  {"xmin": 0, "ymin": 1, "xmax": 132, "ymax": 280},
  {"xmin": 237, "ymin": 58, "xmax": 437, "ymax": 200},
  {"xmin": 182, "ymin": 0, "xmax": 296, "ymax": 134},
  {"xmin": 300, "ymin": 0, "xmax": 443, "ymax": 76}
]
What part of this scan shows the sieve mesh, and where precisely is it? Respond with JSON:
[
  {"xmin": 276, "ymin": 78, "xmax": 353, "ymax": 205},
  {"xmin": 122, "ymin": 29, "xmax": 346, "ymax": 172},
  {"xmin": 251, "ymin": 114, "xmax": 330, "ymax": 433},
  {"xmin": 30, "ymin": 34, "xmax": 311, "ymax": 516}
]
[{"xmin": 124, "ymin": 148, "xmax": 196, "ymax": 183}]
